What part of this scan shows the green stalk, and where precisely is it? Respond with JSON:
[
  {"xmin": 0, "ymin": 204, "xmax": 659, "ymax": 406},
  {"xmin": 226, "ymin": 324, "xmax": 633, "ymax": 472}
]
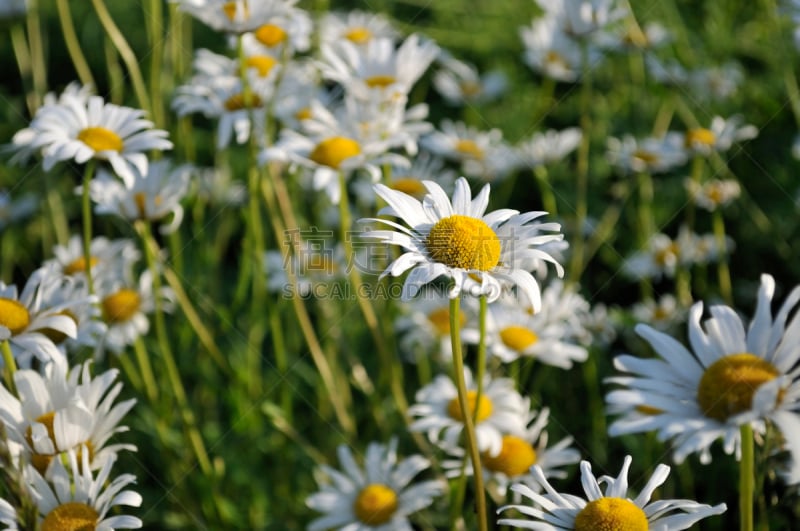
[
  {"xmin": 739, "ymin": 423, "xmax": 755, "ymax": 531},
  {"xmin": 711, "ymin": 209, "xmax": 733, "ymax": 305},
  {"xmin": 133, "ymin": 336, "xmax": 159, "ymax": 403},
  {"xmin": 636, "ymin": 171, "xmax": 655, "ymax": 301},
  {"xmin": 449, "ymin": 297, "xmax": 488, "ymax": 531},
  {"xmin": 1, "ymin": 340, "xmax": 17, "ymax": 395},
  {"xmin": 82, "ymin": 161, "xmax": 96, "ymax": 296},
  {"xmin": 56, "ymin": 0, "xmax": 95, "ymax": 88},
  {"xmin": 567, "ymin": 42, "xmax": 593, "ymax": 286},
  {"xmin": 145, "ymin": 0, "xmax": 165, "ymax": 127},
  {"xmin": 25, "ymin": 0, "xmax": 47, "ymax": 111},
  {"xmin": 90, "ymin": 0, "xmax": 151, "ymax": 114},
  {"xmin": 9, "ymin": 23, "xmax": 36, "ymax": 115},
  {"xmin": 533, "ymin": 166, "xmax": 557, "ymax": 217},
  {"xmin": 136, "ymin": 220, "xmax": 212, "ymax": 476}
]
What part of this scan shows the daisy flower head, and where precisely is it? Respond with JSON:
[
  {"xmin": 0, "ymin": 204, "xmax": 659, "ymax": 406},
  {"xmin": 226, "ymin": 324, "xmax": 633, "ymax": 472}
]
[
  {"xmin": 596, "ymin": 21, "xmax": 672, "ymax": 52},
  {"xmin": 271, "ymin": 60, "xmax": 330, "ymax": 131},
  {"xmin": 238, "ymin": 4, "xmax": 311, "ymax": 56},
  {"xmin": 606, "ymin": 274, "xmax": 800, "ymax": 482},
  {"xmin": 318, "ymin": 34, "xmax": 440, "ymax": 101},
  {"xmin": 535, "ymin": 0, "xmax": 628, "ymax": 39},
  {"xmin": 684, "ymin": 178, "xmax": 741, "ymax": 211},
  {"xmin": 0, "ymin": 267, "xmax": 82, "ymax": 367},
  {"xmin": 29, "ymin": 449, "xmax": 141, "ymax": 529},
  {"xmin": 95, "ymin": 270, "xmax": 174, "ymax": 356},
  {"xmin": 520, "ymin": 17, "xmax": 592, "ymax": 82},
  {"xmin": 606, "ymin": 134, "xmax": 688, "ymax": 175},
  {"xmin": 433, "ymin": 52, "xmax": 507, "ymax": 106},
  {"xmin": 174, "ymin": 0, "xmax": 296, "ymax": 34},
  {"xmin": 630, "ymin": 293, "xmax": 686, "ymax": 332},
  {"xmin": 172, "ymin": 70, "xmax": 275, "ymax": 149},
  {"xmin": 467, "ymin": 293, "xmax": 588, "ymax": 368},
  {"xmin": 680, "ymin": 115, "xmax": 758, "ymax": 156},
  {"xmin": 262, "ymin": 99, "xmax": 409, "ymax": 204},
  {"xmin": 87, "ymin": 161, "xmax": 191, "ymax": 234},
  {"xmin": 360, "ymin": 176, "xmax": 564, "ymax": 309},
  {"xmin": 318, "ymin": 10, "xmax": 399, "ymax": 47},
  {"xmin": 10, "ymin": 92, "xmax": 172, "ymax": 187},
  {"xmin": 47, "ymin": 235, "xmax": 141, "ymax": 288},
  {"xmin": 306, "ymin": 438, "xmax": 445, "ymax": 531},
  {"xmin": 0, "ymin": 358, "xmax": 136, "ymax": 476},
  {"xmin": 442, "ymin": 407, "xmax": 581, "ymax": 502},
  {"xmin": 514, "ymin": 128, "xmax": 582, "ymax": 169},
  {"xmin": 353, "ymin": 151, "xmax": 456, "ymax": 204},
  {"xmin": 498, "ymin": 454, "xmax": 726, "ymax": 530},
  {"xmin": 409, "ymin": 367, "xmax": 529, "ymax": 456},
  {"xmin": 421, "ymin": 120, "xmax": 516, "ymax": 181}
]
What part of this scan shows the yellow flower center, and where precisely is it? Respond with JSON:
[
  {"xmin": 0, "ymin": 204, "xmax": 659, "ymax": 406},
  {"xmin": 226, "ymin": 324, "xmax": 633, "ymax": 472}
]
[
  {"xmin": 345, "ymin": 27, "xmax": 373, "ymax": 44},
  {"xmin": 0, "ymin": 297, "xmax": 30, "ymax": 336},
  {"xmin": 654, "ymin": 242, "xmax": 679, "ymax": 267},
  {"xmin": 365, "ymin": 75, "xmax": 397, "ymax": 88},
  {"xmin": 77, "ymin": 127, "xmax": 123, "ymax": 153},
  {"xmin": 254, "ymin": 24, "xmax": 287, "ymax": 47},
  {"xmin": 246, "ymin": 55, "xmax": 278, "ymax": 77},
  {"xmin": 294, "ymin": 107, "xmax": 312, "ymax": 121},
  {"xmin": 697, "ymin": 353, "xmax": 781, "ymax": 421},
  {"xmin": 482, "ymin": 435, "xmax": 537, "ymax": 477},
  {"xmin": 633, "ymin": 149, "xmax": 659, "ymax": 166},
  {"xmin": 545, "ymin": 50, "xmax": 569, "ymax": 69},
  {"xmin": 390, "ymin": 177, "xmax": 427, "ymax": 199},
  {"xmin": 460, "ymin": 81, "xmax": 482, "ymax": 97},
  {"xmin": 102, "ymin": 289, "xmax": 141, "ymax": 324},
  {"xmin": 635, "ymin": 404, "xmax": 663, "ymax": 415},
  {"xmin": 309, "ymin": 137, "xmax": 361, "ymax": 169},
  {"xmin": 224, "ymin": 92, "xmax": 263, "ymax": 111},
  {"xmin": 222, "ymin": 1, "xmax": 248, "ymax": 21},
  {"xmin": 454, "ymin": 139, "xmax": 485, "ymax": 159},
  {"xmin": 25, "ymin": 412, "xmax": 94, "ymax": 475},
  {"xmin": 353, "ymin": 484, "xmax": 398, "ymax": 525},
  {"xmin": 426, "ymin": 215, "xmax": 501, "ymax": 271},
  {"xmin": 499, "ymin": 326, "xmax": 538, "ymax": 352},
  {"xmin": 685, "ymin": 128, "xmax": 716, "ymax": 148},
  {"xmin": 427, "ymin": 307, "xmax": 466, "ymax": 336},
  {"xmin": 63, "ymin": 256, "xmax": 99, "ymax": 276},
  {"xmin": 38, "ymin": 310, "xmax": 78, "ymax": 345},
  {"xmin": 447, "ymin": 390, "xmax": 493, "ymax": 423},
  {"xmin": 41, "ymin": 502, "xmax": 99, "ymax": 531},
  {"xmin": 574, "ymin": 497, "xmax": 648, "ymax": 531}
]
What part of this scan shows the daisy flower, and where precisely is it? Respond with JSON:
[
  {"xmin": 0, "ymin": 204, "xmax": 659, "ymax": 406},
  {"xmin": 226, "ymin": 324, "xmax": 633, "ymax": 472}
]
[
  {"xmin": 0, "ymin": 0, "xmax": 25, "ymax": 18},
  {"xmin": 606, "ymin": 274, "xmax": 800, "ymax": 482},
  {"xmin": 0, "ymin": 267, "xmax": 80, "ymax": 366},
  {"xmin": 0, "ymin": 358, "xmax": 135, "ymax": 475},
  {"xmin": 95, "ymin": 270, "xmax": 174, "ymax": 356},
  {"xmin": 0, "ymin": 497, "xmax": 16, "ymax": 528},
  {"xmin": 238, "ymin": 5, "xmax": 312, "ymax": 56},
  {"xmin": 10, "ymin": 93, "xmax": 172, "ymax": 186},
  {"xmin": 306, "ymin": 438, "xmax": 445, "ymax": 531},
  {"xmin": 497, "ymin": 455, "xmax": 726, "ymax": 530},
  {"xmin": 421, "ymin": 120, "xmax": 513, "ymax": 180},
  {"xmin": 87, "ymin": 162, "xmax": 191, "ymax": 234},
  {"xmin": 360, "ymin": 176, "xmax": 564, "ymax": 309},
  {"xmin": 621, "ymin": 233, "xmax": 681, "ymax": 280},
  {"xmin": 318, "ymin": 34, "xmax": 440, "ymax": 100},
  {"xmin": 520, "ymin": 17, "xmax": 595, "ymax": 82},
  {"xmin": 442, "ymin": 408, "xmax": 580, "ymax": 502},
  {"xmin": 318, "ymin": 10, "xmax": 398, "ymax": 47},
  {"xmin": 174, "ymin": 0, "xmax": 295, "ymax": 34},
  {"xmin": 190, "ymin": 165, "xmax": 247, "ymax": 207},
  {"xmin": 409, "ymin": 368, "xmax": 529, "ymax": 456},
  {"xmin": 596, "ymin": 21, "xmax": 672, "ymax": 51},
  {"xmin": 684, "ymin": 178, "xmax": 741, "ymax": 211},
  {"xmin": 29, "ymin": 449, "xmax": 141, "ymax": 529},
  {"xmin": 433, "ymin": 53, "xmax": 507, "ymax": 106},
  {"xmin": 514, "ymin": 128, "xmax": 582, "ymax": 169},
  {"xmin": 630, "ymin": 293, "xmax": 686, "ymax": 332},
  {"xmin": 46, "ymin": 235, "xmax": 141, "ymax": 287},
  {"xmin": 352, "ymin": 151, "xmax": 456, "ymax": 204},
  {"xmin": 172, "ymin": 70, "xmax": 275, "ymax": 149},
  {"xmin": 606, "ymin": 135, "xmax": 688, "ymax": 174},
  {"xmin": 677, "ymin": 115, "xmax": 758, "ymax": 156},
  {"xmin": 535, "ymin": 0, "xmax": 628, "ymax": 38},
  {"xmin": 466, "ymin": 292, "xmax": 588, "ymax": 368},
  {"xmin": 271, "ymin": 60, "xmax": 331, "ymax": 131}
]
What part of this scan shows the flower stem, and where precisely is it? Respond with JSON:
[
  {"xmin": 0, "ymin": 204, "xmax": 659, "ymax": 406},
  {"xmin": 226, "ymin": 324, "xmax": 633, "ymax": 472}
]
[
  {"xmin": 145, "ymin": 0, "xmax": 165, "ymax": 127},
  {"xmin": 82, "ymin": 161, "xmax": 96, "ymax": 296},
  {"xmin": 133, "ymin": 337, "xmax": 159, "ymax": 403},
  {"xmin": 55, "ymin": 0, "xmax": 95, "ymax": 88},
  {"xmin": 136, "ymin": 220, "xmax": 213, "ymax": 476},
  {"xmin": 711, "ymin": 209, "xmax": 733, "ymax": 305},
  {"xmin": 449, "ymin": 297, "xmax": 488, "ymax": 531},
  {"xmin": 739, "ymin": 423, "xmax": 755, "ymax": 531},
  {"xmin": 1, "ymin": 340, "xmax": 17, "ymax": 395}
]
